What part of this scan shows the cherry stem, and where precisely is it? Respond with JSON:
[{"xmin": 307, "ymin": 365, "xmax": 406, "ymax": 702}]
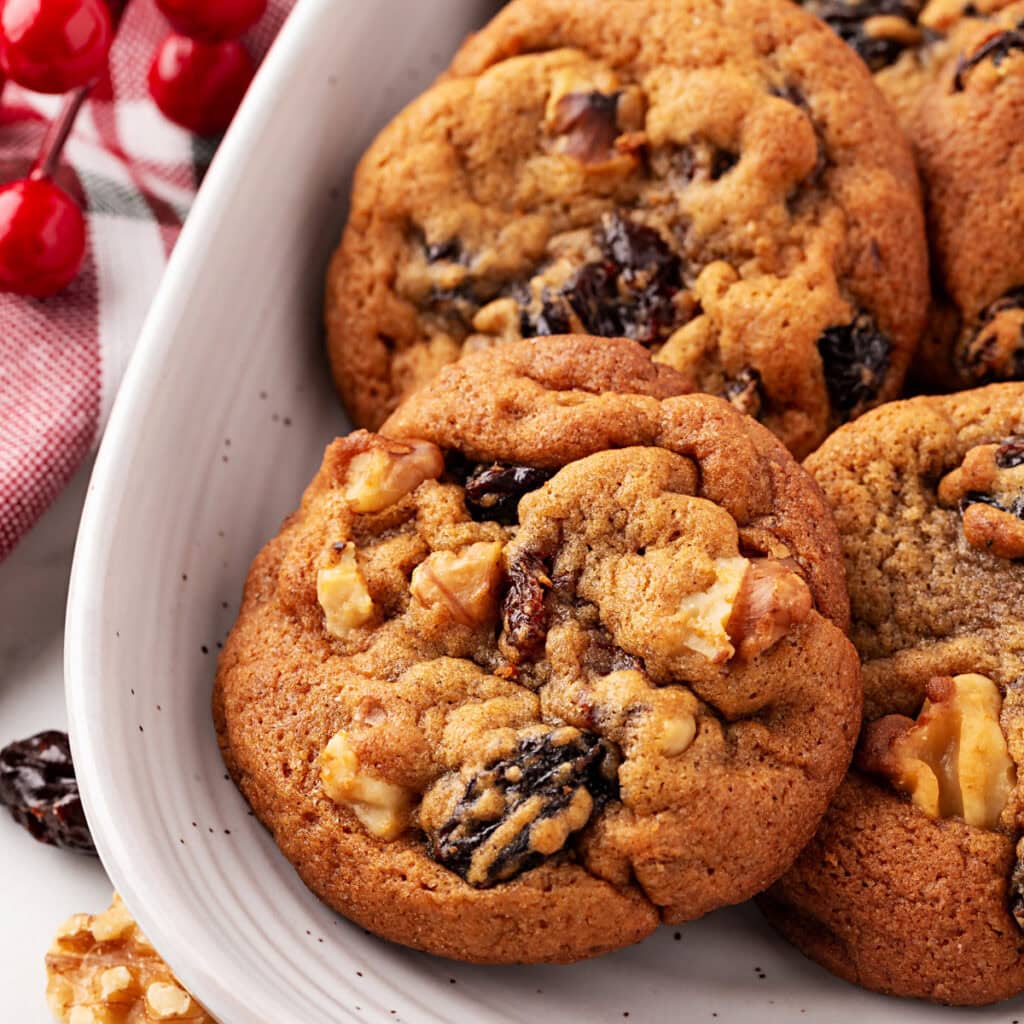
[{"xmin": 29, "ymin": 85, "xmax": 93, "ymax": 182}]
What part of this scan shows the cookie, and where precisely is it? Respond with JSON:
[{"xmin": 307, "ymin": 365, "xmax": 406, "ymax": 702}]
[
  {"xmin": 215, "ymin": 336, "xmax": 861, "ymax": 964},
  {"xmin": 324, "ymin": 0, "xmax": 928, "ymax": 458},
  {"xmin": 803, "ymin": 0, "xmax": 1024, "ymax": 387},
  {"xmin": 759, "ymin": 383, "xmax": 1024, "ymax": 1004}
]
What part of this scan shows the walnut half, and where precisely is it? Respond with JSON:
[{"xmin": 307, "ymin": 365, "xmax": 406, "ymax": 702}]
[
  {"xmin": 858, "ymin": 673, "xmax": 1017, "ymax": 830},
  {"xmin": 46, "ymin": 895, "xmax": 211, "ymax": 1023}
]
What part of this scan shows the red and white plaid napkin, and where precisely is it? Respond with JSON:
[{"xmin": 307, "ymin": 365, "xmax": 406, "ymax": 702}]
[{"xmin": 0, "ymin": 0, "xmax": 294, "ymax": 560}]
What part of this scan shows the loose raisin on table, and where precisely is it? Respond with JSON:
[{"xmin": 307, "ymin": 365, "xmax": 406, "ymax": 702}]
[
  {"xmin": 953, "ymin": 20, "xmax": 1024, "ymax": 90},
  {"xmin": 522, "ymin": 212, "xmax": 683, "ymax": 346},
  {"xmin": 427, "ymin": 727, "xmax": 619, "ymax": 887},
  {"xmin": 0, "ymin": 731, "xmax": 96, "ymax": 854},
  {"xmin": 501, "ymin": 551, "xmax": 552, "ymax": 664},
  {"xmin": 463, "ymin": 463, "xmax": 555, "ymax": 525},
  {"xmin": 804, "ymin": 0, "xmax": 924, "ymax": 71},
  {"xmin": 817, "ymin": 311, "xmax": 892, "ymax": 416}
]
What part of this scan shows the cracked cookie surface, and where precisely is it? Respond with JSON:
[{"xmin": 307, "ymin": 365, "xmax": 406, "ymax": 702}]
[
  {"xmin": 214, "ymin": 336, "xmax": 861, "ymax": 964},
  {"xmin": 324, "ymin": 0, "xmax": 927, "ymax": 458},
  {"xmin": 760, "ymin": 383, "xmax": 1024, "ymax": 1005}
]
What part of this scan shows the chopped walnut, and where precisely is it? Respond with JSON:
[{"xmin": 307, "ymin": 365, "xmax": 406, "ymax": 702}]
[
  {"xmin": 666, "ymin": 555, "xmax": 751, "ymax": 663},
  {"xmin": 858, "ymin": 674, "xmax": 1017, "ymax": 830},
  {"xmin": 343, "ymin": 437, "xmax": 444, "ymax": 513},
  {"xmin": 726, "ymin": 558, "xmax": 813, "ymax": 660},
  {"xmin": 46, "ymin": 895, "xmax": 211, "ymax": 1023},
  {"xmin": 320, "ymin": 730, "xmax": 414, "ymax": 840},
  {"xmin": 938, "ymin": 439, "xmax": 1024, "ymax": 559},
  {"xmin": 316, "ymin": 542, "xmax": 374, "ymax": 638},
  {"xmin": 410, "ymin": 541, "xmax": 504, "ymax": 627},
  {"xmin": 591, "ymin": 669, "xmax": 699, "ymax": 758}
]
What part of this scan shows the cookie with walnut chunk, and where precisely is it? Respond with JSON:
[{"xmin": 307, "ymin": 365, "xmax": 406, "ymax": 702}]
[
  {"xmin": 324, "ymin": 0, "xmax": 927, "ymax": 457},
  {"xmin": 214, "ymin": 336, "xmax": 860, "ymax": 963},
  {"xmin": 759, "ymin": 383, "xmax": 1024, "ymax": 1005}
]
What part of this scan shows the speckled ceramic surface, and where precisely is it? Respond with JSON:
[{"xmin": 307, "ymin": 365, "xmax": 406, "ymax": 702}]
[{"xmin": 63, "ymin": 0, "xmax": 1024, "ymax": 1020}]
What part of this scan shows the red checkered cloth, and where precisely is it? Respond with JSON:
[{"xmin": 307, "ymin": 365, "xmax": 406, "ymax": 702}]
[{"xmin": 0, "ymin": 0, "xmax": 294, "ymax": 560}]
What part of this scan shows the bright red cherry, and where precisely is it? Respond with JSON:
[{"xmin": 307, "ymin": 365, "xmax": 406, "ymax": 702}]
[
  {"xmin": 0, "ymin": 0, "xmax": 114, "ymax": 94},
  {"xmin": 148, "ymin": 34, "xmax": 254, "ymax": 136},
  {"xmin": 0, "ymin": 176, "xmax": 86, "ymax": 298},
  {"xmin": 155, "ymin": 0, "xmax": 267, "ymax": 42}
]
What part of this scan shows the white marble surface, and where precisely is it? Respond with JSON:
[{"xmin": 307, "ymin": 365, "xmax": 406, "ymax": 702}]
[{"xmin": 0, "ymin": 459, "xmax": 112, "ymax": 1022}]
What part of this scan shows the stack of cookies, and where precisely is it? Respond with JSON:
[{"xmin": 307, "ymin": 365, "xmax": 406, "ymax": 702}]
[{"xmin": 214, "ymin": 0, "xmax": 1024, "ymax": 1007}]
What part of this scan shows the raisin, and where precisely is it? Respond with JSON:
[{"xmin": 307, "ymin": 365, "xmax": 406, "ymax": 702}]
[
  {"xmin": 565, "ymin": 213, "xmax": 683, "ymax": 344},
  {"xmin": 426, "ymin": 238, "xmax": 462, "ymax": 263},
  {"xmin": 817, "ymin": 311, "xmax": 892, "ymax": 415},
  {"xmin": 551, "ymin": 90, "xmax": 621, "ymax": 163},
  {"xmin": 723, "ymin": 367, "xmax": 764, "ymax": 419},
  {"xmin": 519, "ymin": 289, "xmax": 572, "ymax": 338},
  {"xmin": 997, "ymin": 437, "xmax": 1024, "ymax": 470},
  {"xmin": 427, "ymin": 727, "xmax": 619, "ymax": 887},
  {"xmin": 710, "ymin": 149, "xmax": 738, "ymax": 179},
  {"xmin": 463, "ymin": 463, "xmax": 555, "ymax": 524},
  {"xmin": 1012, "ymin": 841, "xmax": 1024, "ymax": 931},
  {"xmin": 962, "ymin": 287, "xmax": 1024, "ymax": 383},
  {"xmin": 501, "ymin": 551, "xmax": 552, "ymax": 664},
  {"xmin": 805, "ymin": 0, "xmax": 924, "ymax": 71},
  {"xmin": 953, "ymin": 20, "xmax": 1024, "ymax": 90},
  {"xmin": 0, "ymin": 731, "xmax": 96, "ymax": 855}
]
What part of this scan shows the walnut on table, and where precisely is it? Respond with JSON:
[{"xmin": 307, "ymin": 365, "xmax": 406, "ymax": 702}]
[{"xmin": 46, "ymin": 895, "xmax": 211, "ymax": 1023}]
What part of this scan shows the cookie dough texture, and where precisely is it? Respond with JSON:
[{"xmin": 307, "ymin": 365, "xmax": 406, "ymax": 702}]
[
  {"xmin": 761, "ymin": 384, "xmax": 1024, "ymax": 1005},
  {"xmin": 215, "ymin": 336, "xmax": 861, "ymax": 964},
  {"xmin": 325, "ymin": 0, "xmax": 927, "ymax": 457},
  {"xmin": 804, "ymin": 0, "xmax": 1024, "ymax": 387}
]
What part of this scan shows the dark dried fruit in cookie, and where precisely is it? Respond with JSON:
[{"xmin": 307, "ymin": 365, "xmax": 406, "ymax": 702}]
[
  {"xmin": 961, "ymin": 287, "xmax": 1024, "ymax": 384},
  {"xmin": 724, "ymin": 367, "xmax": 764, "ymax": 419},
  {"xmin": 1011, "ymin": 847, "xmax": 1024, "ymax": 931},
  {"xmin": 0, "ymin": 731, "xmax": 95, "ymax": 854},
  {"xmin": 997, "ymin": 437, "xmax": 1024, "ymax": 469},
  {"xmin": 551, "ymin": 90, "xmax": 621, "ymax": 163},
  {"xmin": 426, "ymin": 238, "xmax": 463, "ymax": 263},
  {"xmin": 463, "ymin": 463, "xmax": 555, "ymax": 524},
  {"xmin": 501, "ymin": 551, "xmax": 552, "ymax": 665},
  {"xmin": 953, "ymin": 20, "xmax": 1024, "ymax": 91},
  {"xmin": 817, "ymin": 311, "xmax": 892, "ymax": 415},
  {"xmin": 523, "ymin": 213, "xmax": 683, "ymax": 346},
  {"xmin": 804, "ymin": 0, "xmax": 924, "ymax": 72},
  {"xmin": 427, "ymin": 727, "xmax": 619, "ymax": 887}
]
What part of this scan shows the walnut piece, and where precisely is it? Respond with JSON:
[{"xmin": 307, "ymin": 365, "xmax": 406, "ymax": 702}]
[
  {"xmin": 320, "ymin": 730, "xmax": 413, "ymax": 840},
  {"xmin": 591, "ymin": 669, "xmax": 698, "ymax": 758},
  {"xmin": 858, "ymin": 674, "xmax": 1017, "ymax": 830},
  {"xmin": 343, "ymin": 437, "xmax": 443, "ymax": 513},
  {"xmin": 410, "ymin": 541, "xmax": 504, "ymax": 627},
  {"xmin": 46, "ymin": 895, "xmax": 211, "ymax": 1023},
  {"xmin": 666, "ymin": 555, "xmax": 750, "ymax": 663},
  {"xmin": 726, "ymin": 558, "xmax": 813, "ymax": 660},
  {"xmin": 316, "ymin": 542, "xmax": 374, "ymax": 637}
]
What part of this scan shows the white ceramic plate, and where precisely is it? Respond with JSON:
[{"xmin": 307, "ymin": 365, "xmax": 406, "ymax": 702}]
[{"xmin": 65, "ymin": 1, "xmax": 1023, "ymax": 1021}]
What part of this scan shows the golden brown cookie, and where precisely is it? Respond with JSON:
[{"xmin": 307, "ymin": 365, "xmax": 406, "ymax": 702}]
[
  {"xmin": 215, "ymin": 336, "xmax": 861, "ymax": 964},
  {"xmin": 802, "ymin": 0, "xmax": 1024, "ymax": 387},
  {"xmin": 760, "ymin": 383, "xmax": 1024, "ymax": 1005},
  {"xmin": 325, "ymin": 0, "xmax": 928, "ymax": 458}
]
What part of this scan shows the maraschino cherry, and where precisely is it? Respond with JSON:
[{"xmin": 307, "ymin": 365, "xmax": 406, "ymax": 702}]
[
  {"xmin": 148, "ymin": 33, "xmax": 254, "ymax": 136},
  {"xmin": 0, "ymin": 0, "xmax": 114, "ymax": 94},
  {"xmin": 155, "ymin": 0, "xmax": 267, "ymax": 43},
  {"xmin": 0, "ymin": 88, "xmax": 88, "ymax": 297}
]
